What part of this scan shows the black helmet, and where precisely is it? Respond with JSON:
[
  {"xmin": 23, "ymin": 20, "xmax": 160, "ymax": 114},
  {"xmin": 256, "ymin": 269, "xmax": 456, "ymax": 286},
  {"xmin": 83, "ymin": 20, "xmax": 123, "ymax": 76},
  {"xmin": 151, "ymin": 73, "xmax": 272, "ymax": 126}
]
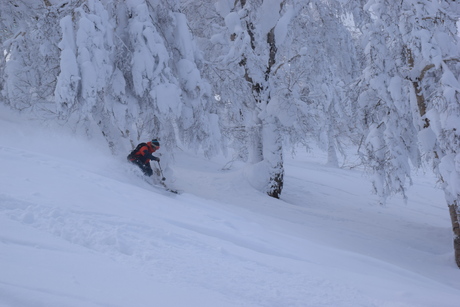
[{"xmin": 151, "ymin": 138, "xmax": 160, "ymax": 147}]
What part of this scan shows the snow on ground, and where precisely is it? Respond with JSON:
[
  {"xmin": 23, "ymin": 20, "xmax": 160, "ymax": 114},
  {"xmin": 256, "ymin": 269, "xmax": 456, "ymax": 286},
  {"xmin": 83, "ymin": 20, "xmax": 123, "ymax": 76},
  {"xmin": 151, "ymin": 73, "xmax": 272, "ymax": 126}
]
[{"xmin": 1, "ymin": 107, "xmax": 460, "ymax": 307}]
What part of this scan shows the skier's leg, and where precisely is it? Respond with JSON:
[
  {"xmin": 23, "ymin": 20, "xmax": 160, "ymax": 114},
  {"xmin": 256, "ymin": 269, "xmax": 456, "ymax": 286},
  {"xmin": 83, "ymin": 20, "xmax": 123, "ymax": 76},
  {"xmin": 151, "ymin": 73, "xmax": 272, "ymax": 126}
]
[{"xmin": 142, "ymin": 163, "xmax": 153, "ymax": 177}]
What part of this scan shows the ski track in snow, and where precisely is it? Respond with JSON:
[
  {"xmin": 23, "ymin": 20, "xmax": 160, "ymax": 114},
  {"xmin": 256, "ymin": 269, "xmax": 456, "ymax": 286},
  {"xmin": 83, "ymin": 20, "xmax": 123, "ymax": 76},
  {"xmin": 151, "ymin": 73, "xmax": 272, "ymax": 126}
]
[{"xmin": 1, "ymin": 113, "xmax": 460, "ymax": 306}]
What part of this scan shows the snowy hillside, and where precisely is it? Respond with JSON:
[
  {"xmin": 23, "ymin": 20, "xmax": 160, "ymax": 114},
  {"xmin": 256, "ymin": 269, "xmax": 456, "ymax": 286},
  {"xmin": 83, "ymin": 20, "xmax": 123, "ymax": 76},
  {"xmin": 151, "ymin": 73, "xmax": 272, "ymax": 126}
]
[{"xmin": 1, "ymin": 107, "xmax": 460, "ymax": 307}]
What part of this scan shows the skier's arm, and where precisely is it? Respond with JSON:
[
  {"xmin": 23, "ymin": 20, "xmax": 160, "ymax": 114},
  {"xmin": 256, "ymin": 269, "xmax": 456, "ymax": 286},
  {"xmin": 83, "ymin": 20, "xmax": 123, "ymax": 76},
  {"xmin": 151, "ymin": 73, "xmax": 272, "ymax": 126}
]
[{"xmin": 142, "ymin": 149, "xmax": 160, "ymax": 162}]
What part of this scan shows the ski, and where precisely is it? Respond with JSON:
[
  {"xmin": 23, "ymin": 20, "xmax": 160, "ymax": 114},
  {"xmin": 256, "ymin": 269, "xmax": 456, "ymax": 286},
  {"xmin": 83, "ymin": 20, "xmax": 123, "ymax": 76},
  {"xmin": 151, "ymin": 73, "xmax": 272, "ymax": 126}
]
[
  {"xmin": 154, "ymin": 161, "xmax": 179, "ymax": 194},
  {"xmin": 156, "ymin": 180, "xmax": 179, "ymax": 194}
]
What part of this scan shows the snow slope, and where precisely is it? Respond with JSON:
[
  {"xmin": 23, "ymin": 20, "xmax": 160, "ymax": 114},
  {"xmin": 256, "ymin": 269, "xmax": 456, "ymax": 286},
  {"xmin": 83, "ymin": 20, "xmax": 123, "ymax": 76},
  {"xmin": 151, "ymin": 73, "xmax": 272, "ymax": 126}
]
[{"xmin": 1, "ymin": 107, "xmax": 460, "ymax": 307}]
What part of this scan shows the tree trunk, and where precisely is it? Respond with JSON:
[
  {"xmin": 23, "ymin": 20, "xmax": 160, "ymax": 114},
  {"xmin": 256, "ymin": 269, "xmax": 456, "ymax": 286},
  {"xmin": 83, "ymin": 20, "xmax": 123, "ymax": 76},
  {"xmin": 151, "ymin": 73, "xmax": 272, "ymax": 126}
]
[
  {"xmin": 449, "ymin": 201, "xmax": 460, "ymax": 268},
  {"xmin": 246, "ymin": 111, "xmax": 263, "ymax": 164},
  {"xmin": 326, "ymin": 127, "xmax": 339, "ymax": 167},
  {"xmin": 407, "ymin": 47, "xmax": 460, "ymax": 268},
  {"xmin": 262, "ymin": 115, "xmax": 284, "ymax": 198}
]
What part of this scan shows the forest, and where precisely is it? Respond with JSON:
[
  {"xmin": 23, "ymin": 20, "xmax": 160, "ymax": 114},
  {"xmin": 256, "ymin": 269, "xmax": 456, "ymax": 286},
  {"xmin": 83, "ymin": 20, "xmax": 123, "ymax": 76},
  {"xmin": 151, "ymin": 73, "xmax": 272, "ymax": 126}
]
[{"xmin": 1, "ymin": 0, "xmax": 460, "ymax": 267}]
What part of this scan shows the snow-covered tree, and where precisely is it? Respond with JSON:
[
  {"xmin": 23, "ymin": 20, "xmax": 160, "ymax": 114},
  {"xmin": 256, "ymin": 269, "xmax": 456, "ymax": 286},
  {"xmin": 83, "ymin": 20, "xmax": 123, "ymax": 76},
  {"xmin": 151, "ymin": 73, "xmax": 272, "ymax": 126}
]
[
  {"xmin": 357, "ymin": 0, "xmax": 460, "ymax": 267},
  {"xmin": 183, "ymin": 0, "xmax": 358, "ymax": 198},
  {"xmin": 1, "ymin": 0, "xmax": 218, "ymax": 157},
  {"xmin": 1, "ymin": 0, "xmax": 62, "ymax": 115},
  {"xmin": 280, "ymin": 1, "xmax": 358, "ymax": 167},
  {"xmin": 55, "ymin": 0, "xmax": 117, "ymax": 149},
  {"xmin": 191, "ymin": 0, "xmax": 290, "ymax": 198},
  {"xmin": 354, "ymin": 0, "xmax": 421, "ymax": 204},
  {"xmin": 402, "ymin": 0, "xmax": 460, "ymax": 268}
]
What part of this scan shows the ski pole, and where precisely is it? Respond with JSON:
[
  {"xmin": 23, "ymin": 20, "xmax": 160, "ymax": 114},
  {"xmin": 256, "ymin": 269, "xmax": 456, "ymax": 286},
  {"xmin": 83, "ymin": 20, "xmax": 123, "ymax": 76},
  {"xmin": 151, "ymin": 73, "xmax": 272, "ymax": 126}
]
[{"xmin": 157, "ymin": 161, "xmax": 166, "ymax": 181}]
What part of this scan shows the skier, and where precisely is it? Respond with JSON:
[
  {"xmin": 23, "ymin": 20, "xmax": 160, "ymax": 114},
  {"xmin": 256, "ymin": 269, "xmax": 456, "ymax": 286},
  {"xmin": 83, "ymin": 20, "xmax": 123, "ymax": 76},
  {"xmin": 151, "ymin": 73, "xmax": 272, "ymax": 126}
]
[{"xmin": 127, "ymin": 139, "xmax": 161, "ymax": 177}]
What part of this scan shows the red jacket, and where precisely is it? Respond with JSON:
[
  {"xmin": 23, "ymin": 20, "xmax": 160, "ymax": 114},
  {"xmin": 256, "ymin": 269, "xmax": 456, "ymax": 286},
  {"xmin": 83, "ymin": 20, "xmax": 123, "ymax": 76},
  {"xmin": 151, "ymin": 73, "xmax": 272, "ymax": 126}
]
[{"xmin": 129, "ymin": 142, "xmax": 158, "ymax": 164}]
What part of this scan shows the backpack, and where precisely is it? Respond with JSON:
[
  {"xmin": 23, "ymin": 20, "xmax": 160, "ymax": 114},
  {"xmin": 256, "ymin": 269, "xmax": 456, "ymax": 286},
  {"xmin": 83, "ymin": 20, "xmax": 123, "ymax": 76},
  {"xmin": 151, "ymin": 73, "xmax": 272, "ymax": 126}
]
[{"xmin": 129, "ymin": 142, "xmax": 147, "ymax": 158}]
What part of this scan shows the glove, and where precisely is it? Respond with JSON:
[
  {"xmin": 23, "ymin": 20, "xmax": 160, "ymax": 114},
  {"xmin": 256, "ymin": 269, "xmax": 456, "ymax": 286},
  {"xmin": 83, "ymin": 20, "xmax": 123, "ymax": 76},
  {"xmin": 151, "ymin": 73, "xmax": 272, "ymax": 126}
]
[{"xmin": 152, "ymin": 156, "xmax": 160, "ymax": 162}]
